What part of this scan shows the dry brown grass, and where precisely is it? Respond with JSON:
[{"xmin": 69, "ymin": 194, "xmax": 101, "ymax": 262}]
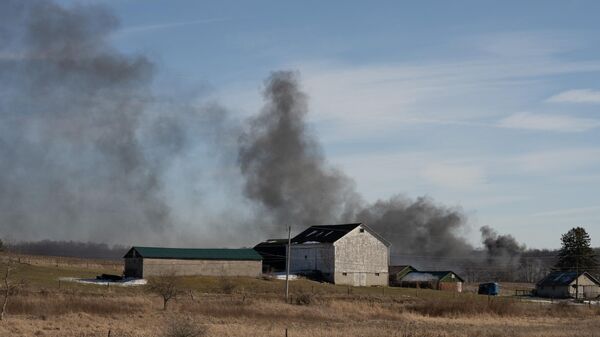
[
  {"xmin": 2, "ymin": 260, "xmax": 600, "ymax": 337},
  {"xmin": 6, "ymin": 292, "xmax": 148, "ymax": 317}
]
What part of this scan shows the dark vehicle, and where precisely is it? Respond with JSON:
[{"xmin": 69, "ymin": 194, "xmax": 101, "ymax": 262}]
[
  {"xmin": 478, "ymin": 282, "xmax": 500, "ymax": 296},
  {"xmin": 96, "ymin": 274, "xmax": 123, "ymax": 281}
]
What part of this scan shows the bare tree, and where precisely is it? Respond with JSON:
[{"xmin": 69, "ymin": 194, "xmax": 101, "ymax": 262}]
[
  {"xmin": 1, "ymin": 254, "xmax": 23, "ymax": 321},
  {"xmin": 147, "ymin": 272, "xmax": 182, "ymax": 310}
]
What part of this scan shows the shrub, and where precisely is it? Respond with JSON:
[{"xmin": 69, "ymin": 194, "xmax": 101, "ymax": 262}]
[
  {"xmin": 294, "ymin": 292, "xmax": 313, "ymax": 305},
  {"xmin": 163, "ymin": 317, "xmax": 208, "ymax": 337},
  {"xmin": 218, "ymin": 277, "xmax": 236, "ymax": 294}
]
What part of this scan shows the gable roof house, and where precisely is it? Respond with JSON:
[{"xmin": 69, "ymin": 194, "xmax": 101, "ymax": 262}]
[
  {"xmin": 123, "ymin": 246, "xmax": 262, "ymax": 279},
  {"xmin": 536, "ymin": 271, "xmax": 600, "ymax": 299},
  {"xmin": 393, "ymin": 269, "xmax": 465, "ymax": 292},
  {"xmin": 289, "ymin": 223, "xmax": 390, "ymax": 286},
  {"xmin": 389, "ymin": 265, "xmax": 417, "ymax": 286}
]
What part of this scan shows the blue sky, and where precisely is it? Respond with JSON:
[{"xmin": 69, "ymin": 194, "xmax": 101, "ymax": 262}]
[{"xmin": 66, "ymin": 0, "xmax": 600, "ymax": 248}]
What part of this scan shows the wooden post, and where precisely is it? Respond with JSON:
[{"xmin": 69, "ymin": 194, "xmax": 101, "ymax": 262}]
[
  {"xmin": 285, "ymin": 226, "xmax": 291, "ymax": 302},
  {"xmin": 285, "ymin": 328, "xmax": 288, "ymax": 337}
]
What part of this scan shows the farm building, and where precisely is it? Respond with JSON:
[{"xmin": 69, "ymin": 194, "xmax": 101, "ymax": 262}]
[
  {"xmin": 254, "ymin": 239, "xmax": 287, "ymax": 272},
  {"xmin": 123, "ymin": 246, "xmax": 262, "ymax": 278},
  {"xmin": 389, "ymin": 265, "xmax": 417, "ymax": 286},
  {"xmin": 536, "ymin": 271, "xmax": 600, "ymax": 299},
  {"xmin": 390, "ymin": 266, "xmax": 464, "ymax": 292},
  {"xmin": 289, "ymin": 223, "xmax": 390, "ymax": 286}
]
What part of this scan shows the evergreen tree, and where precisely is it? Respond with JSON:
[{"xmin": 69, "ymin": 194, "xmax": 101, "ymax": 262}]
[{"xmin": 555, "ymin": 227, "xmax": 598, "ymax": 272}]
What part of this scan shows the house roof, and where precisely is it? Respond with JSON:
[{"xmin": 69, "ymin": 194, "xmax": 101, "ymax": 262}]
[
  {"xmin": 536, "ymin": 271, "xmax": 600, "ymax": 287},
  {"xmin": 399, "ymin": 270, "xmax": 465, "ymax": 283},
  {"xmin": 291, "ymin": 223, "xmax": 390, "ymax": 246},
  {"xmin": 389, "ymin": 265, "xmax": 416, "ymax": 275},
  {"xmin": 254, "ymin": 239, "xmax": 288, "ymax": 248},
  {"xmin": 124, "ymin": 246, "xmax": 263, "ymax": 261}
]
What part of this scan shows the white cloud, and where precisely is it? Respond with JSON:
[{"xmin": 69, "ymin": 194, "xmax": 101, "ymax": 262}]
[
  {"xmin": 511, "ymin": 148, "xmax": 600, "ymax": 174},
  {"xmin": 421, "ymin": 163, "xmax": 487, "ymax": 189},
  {"xmin": 547, "ymin": 89, "xmax": 600, "ymax": 104},
  {"xmin": 532, "ymin": 205, "xmax": 600, "ymax": 218},
  {"xmin": 497, "ymin": 112, "xmax": 600, "ymax": 132},
  {"xmin": 115, "ymin": 18, "xmax": 229, "ymax": 36}
]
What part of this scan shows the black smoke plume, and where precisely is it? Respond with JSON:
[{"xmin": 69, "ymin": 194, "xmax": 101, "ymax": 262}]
[
  {"xmin": 238, "ymin": 71, "xmax": 361, "ymax": 229},
  {"xmin": 2, "ymin": 1, "xmax": 537, "ymax": 281},
  {"xmin": 0, "ymin": 0, "xmax": 189, "ymax": 244},
  {"xmin": 239, "ymin": 72, "xmax": 475, "ymax": 264}
]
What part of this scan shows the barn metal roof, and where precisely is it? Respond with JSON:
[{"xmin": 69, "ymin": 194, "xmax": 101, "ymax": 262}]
[
  {"xmin": 124, "ymin": 246, "xmax": 263, "ymax": 261},
  {"xmin": 254, "ymin": 239, "xmax": 288, "ymax": 248},
  {"xmin": 536, "ymin": 271, "xmax": 600, "ymax": 287},
  {"xmin": 291, "ymin": 223, "xmax": 390, "ymax": 246},
  {"xmin": 400, "ymin": 270, "xmax": 465, "ymax": 283}
]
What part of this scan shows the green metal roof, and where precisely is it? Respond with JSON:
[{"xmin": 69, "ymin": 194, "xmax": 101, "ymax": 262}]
[{"xmin": 125, "ymin": 246, "xmax": 263, "ymax": 261}]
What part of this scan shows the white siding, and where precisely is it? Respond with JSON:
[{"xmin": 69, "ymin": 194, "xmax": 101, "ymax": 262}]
[{"xmin": 333, "ymin": 226, "xmax": 389, "ymax": 286}]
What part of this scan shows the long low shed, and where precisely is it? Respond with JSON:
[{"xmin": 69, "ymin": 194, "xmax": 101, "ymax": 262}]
[{"xmin": 123, "ymin": 246, "xmax": 263, "ymax": 278}]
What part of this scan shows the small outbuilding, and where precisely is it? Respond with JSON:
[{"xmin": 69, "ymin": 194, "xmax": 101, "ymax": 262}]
[
  {"xmin": 389, "ymin": 265, "xmax": 417, "ymax": 286},
  {"xmin": 123, "ymin": 246, "xmax": 263, "ymax": 279},
  {"xmin": 536, "ymin": 271, "xmax": 600, "ymax": 299},
  {"xmin": 392, "ymin": 268, "xmax": 464, "ymax": 292}
]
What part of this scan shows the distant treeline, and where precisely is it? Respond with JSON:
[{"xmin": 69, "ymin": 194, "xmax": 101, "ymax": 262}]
[{"xmin": 8, "ymin": 240, "xmax": 128, "ymax": 260}]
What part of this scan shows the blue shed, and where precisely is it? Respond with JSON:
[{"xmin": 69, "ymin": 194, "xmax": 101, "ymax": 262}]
[{"xmin": 478, "ymin": 282, "xmax": 500, "ymax": 295}]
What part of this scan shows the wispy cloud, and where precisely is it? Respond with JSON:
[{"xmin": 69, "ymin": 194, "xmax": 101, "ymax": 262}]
[
  {"xmin": 532, "ymin": 205, "xmax": 600, "ymax": 218},
  {"xmin": 497, "ymin": 112, "xmax": 600, "ymax": 132},
  {"xmin": 115, "ymin": 18, "xmax": 229, "ymax": 36},
  {"xmin": 421, "ymin": 163, "xmax": 487, "ymax": 189},
  {"xmin": 511, "ymin": 148, "xmax": 600, "ymax": 174},
  {"xmin": 546, "ymin": 89, "xmax": 600, "ymax": 104}
]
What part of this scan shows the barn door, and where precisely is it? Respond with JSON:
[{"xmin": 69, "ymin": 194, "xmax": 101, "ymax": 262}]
[{"xmin": 360, "ymin": 273, "xmax": 367, "ymax": 286}]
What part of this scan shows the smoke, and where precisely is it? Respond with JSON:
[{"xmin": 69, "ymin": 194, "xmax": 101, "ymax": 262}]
[
  {"xmin": 358, "ymin": 196, "xmax": 473, "ymax": 258},
  {"xmin": 1, "ymin": 0, "xmax": 532, "ymax": 276},
  {"xmin": 0, "ymin": 0, "xmax": 192, "ymax": 243},
  {"xmin": 480, "ymin": 225, "xmax": 525, "ymax": 262},
  {"xmin": 238, "ymin": 71, "xmax": 361, "ymax": 229},
  {"xmin": 238, "ymin": 71, "xmax": 476, "ymax": 263}
]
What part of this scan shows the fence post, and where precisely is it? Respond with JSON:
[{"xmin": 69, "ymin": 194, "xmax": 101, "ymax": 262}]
[{"xmin": 285, "ymin": 328, "xmax": 288, "ymax": 337}]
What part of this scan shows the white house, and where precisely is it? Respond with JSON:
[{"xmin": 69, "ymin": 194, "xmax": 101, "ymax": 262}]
[
  {"xmin": 289, "ymin": 223, "xmax": 390, "ymax": 286},
  {"xmin": 536, "ymin": 271, "xmax": 600, "ymax": 299}
]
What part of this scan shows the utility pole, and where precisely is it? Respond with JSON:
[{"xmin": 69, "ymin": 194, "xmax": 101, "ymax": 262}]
[
  {"xmin": 285, "ymin": 225, "xmax": 291, "ymax": 302},
  {"xmin": 575, "ymin": 258, "xmax": 579, "ymax": 300}
]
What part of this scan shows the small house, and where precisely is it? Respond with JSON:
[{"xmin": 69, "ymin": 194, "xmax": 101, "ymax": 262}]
[
  {"xmin": 393, "ymin": 269, "xmax": 464, "ymax": 292},
  {"xmin": 123, "ymin": 246, "xmax": 263, "ymax": 278},
  {"xmin": 389, "ymin": 265, "xmax": 417, "ymax": 286},
  {"xmin": 289, "ymin": 223, "xmax": 390, "ymax": 286},
  {"xmin": 536, "ymin": 271, "xmax": 600, "ymax": 299}
]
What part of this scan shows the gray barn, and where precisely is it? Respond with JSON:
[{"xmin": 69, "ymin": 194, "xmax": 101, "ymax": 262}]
[
  {"xmin": 289, "ymin": 223, "xmax": 390, "ymax": 286},
  {"xmin": 123, "ymin": 246, "xmax": 263, "ymax": 278},
  {"xmin": 536, "ymin": 271, "xmax": 600, "ymax": 299}
]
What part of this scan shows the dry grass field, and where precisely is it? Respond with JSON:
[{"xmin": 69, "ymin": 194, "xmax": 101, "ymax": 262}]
[{"xmin": 1, "ymin": 256, "xmax": 599, "ymax": 337}]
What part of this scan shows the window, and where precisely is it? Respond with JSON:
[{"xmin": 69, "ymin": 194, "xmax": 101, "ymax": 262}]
[
  {"xmin": 359, "ymin": 228, "xmax": 365, "ymax": 233},
  {"xmin": 375, "ymin": 273, "xmax": 380, "ymax": 276},
  {"xmin": 304, "ymin": 255, "xmax": 308, "ymax": 259},
  {"xmin": 342, "ymin": 272, "xmax": 347, "ymax": 276}
]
